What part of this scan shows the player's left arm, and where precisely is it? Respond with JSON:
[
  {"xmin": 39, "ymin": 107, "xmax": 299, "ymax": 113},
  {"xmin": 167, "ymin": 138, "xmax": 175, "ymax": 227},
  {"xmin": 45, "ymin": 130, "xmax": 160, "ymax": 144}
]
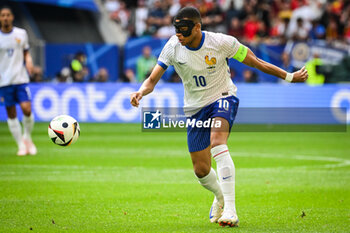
[
  {"xmin": 24, "ymin": 50, "xmax": 34, "ymax": 76},
  {"xmin": 241, "ymin": 48, "xmax": 308, "ymax": 83}
]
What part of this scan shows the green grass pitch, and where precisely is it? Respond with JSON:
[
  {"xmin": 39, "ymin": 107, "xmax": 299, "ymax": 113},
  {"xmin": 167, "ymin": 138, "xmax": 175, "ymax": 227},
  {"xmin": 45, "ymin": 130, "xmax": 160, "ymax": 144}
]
[{"xmin": 0, "ymin": 122, "xmax": 349, "ymax": 232}]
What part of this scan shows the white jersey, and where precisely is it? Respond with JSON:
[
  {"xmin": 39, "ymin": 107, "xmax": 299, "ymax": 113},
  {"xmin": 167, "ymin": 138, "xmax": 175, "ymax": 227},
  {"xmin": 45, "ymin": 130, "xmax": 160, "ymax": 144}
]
[
  {"xmin": 158, "ymin": 31, "xmax": 241, "ymax": 115},
  {"xmin": 0, "ymin": 27, "xmax": 30, "ymax": 87}
]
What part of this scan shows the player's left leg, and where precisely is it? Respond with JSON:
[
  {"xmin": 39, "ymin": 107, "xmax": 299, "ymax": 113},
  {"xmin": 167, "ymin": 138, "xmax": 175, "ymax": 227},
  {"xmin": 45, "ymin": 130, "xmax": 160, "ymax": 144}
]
[
  {"xmin": 20, "ymin": 101, "xmax": 36, "ymax": 155},
  {"xmin": 18, "ymin": 84, "xmax": 36, "ymax": 155},
  {"xmin": 210, "ymin": 117, "xmax": 238, "ymax": 227}
]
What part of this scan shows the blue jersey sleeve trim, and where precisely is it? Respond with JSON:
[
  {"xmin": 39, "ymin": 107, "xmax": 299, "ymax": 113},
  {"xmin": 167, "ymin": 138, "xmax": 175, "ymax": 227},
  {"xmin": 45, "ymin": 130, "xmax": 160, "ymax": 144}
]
[{"xmin": 157, "ymin": 61, "xmax": 168, "ymax": 70}]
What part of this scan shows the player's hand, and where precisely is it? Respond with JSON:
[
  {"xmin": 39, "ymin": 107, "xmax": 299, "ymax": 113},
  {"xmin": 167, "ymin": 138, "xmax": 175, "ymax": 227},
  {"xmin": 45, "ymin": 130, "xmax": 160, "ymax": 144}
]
[
  {"xmin": 292, "ymin": 66, "xmax": 308, "ymax": 83},
  {"xmin": 130, "ymin": 91, "xmax": 143, "ymax": 107}
]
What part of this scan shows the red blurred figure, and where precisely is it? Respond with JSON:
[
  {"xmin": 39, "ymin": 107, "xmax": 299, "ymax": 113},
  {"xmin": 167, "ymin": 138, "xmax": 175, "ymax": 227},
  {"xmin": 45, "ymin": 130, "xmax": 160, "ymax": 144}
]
[{"xmin": 243, "ymin": 14, "xmax": 259, "ymax": 42}]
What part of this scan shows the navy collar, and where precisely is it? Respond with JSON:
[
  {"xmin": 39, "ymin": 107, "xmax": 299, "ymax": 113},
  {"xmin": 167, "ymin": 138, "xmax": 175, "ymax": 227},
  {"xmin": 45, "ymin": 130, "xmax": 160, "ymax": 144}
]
[
  {"xmin": 0, "ymin": 27, "xmax": 14, "ymax": 34},
  {"xmin": 185, "ymin": 32, "xmax": 205, "ymax": 51}
]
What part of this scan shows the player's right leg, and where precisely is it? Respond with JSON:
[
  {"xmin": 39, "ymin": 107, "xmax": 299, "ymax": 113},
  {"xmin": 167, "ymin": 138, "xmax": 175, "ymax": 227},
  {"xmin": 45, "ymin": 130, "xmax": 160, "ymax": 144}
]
[
  {"xmin": 190, "ymin": 147, "xmax": 224, "ymax": 223},
  {"xmin": 1, "ymin": 85, "xmax": 26, "ymax": 156},
  {"xmin": 187, "ymin": 110, "xmax": 224, "ymax": 223}
]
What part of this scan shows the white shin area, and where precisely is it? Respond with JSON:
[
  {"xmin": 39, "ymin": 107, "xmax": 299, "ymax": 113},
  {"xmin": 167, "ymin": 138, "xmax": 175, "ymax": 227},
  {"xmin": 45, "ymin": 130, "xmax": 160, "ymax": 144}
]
[{"xmin": 211, "ymin": 144, "xmax": 236, "ymax": 213}]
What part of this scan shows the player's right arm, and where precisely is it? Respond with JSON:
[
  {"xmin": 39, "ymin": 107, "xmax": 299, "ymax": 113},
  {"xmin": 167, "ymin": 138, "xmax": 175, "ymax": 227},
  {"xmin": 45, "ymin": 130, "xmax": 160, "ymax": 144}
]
[
  {"xmin": 130, "ymin": 64, "xmax": 165, "ymax": 107},
  {"xmin": 131, "ymin": 35, "xmax": 174, "ymax": 107}
]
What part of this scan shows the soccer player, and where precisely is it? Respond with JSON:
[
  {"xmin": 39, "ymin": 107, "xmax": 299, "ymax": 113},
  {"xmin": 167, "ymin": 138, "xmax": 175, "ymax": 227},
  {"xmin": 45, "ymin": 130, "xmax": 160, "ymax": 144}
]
[
  {"xmin": 130, "ymin": 7, "xmax": 308, "ymax": 227},
  {"xmin": 0, "ymin": 6, "xmax": 37, "ymax": 156}
]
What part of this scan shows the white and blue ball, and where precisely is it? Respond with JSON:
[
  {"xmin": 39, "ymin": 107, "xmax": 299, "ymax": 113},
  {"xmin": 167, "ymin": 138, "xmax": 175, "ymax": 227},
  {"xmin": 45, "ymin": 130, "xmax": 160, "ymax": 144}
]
[{"xmin": 48, "ymin": 115, "xmax": 80, "ymax": 146}]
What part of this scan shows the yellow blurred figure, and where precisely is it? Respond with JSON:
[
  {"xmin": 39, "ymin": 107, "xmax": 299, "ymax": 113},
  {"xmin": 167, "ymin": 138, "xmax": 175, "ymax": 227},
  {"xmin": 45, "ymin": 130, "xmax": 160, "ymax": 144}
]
[{"xmin": 306, "ymin": 54, "xmax": 325, "ymax": 85}]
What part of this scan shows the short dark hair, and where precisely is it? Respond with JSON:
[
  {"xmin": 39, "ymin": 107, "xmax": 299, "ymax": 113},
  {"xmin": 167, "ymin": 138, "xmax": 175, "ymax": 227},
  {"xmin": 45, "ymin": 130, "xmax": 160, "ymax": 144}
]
[
  {"xmin": 175, "ymin": 7, "xmax": 201, "ymax": 24},
  {"xmin": 0, "ymin": 5, "xmax": 13, "ymax": 14}
]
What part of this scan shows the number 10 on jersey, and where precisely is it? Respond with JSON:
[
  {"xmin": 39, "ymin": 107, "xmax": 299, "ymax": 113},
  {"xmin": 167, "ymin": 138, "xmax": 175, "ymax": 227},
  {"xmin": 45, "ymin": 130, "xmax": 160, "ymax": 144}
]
[{"xmin": 193, "ymin": 75, "xmax": 206, "ymax": 87}]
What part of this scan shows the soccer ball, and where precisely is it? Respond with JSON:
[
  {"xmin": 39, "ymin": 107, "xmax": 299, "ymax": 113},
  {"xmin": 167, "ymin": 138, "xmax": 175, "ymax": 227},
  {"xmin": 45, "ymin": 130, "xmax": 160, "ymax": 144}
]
[{"xmin": 48, "ymin": 115, "xmax": 80, "ymax": 146}]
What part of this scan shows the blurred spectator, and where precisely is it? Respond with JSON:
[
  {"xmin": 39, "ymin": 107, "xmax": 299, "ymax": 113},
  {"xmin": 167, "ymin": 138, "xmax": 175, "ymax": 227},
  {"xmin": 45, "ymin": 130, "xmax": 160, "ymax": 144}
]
[
  {"xmin": 119, "ymin": 68, "xmax": 137, "ymax": 82},
  {"xmin": 156, "ymin": 15, "xmax": 176, "ymax": 38},
  {"xmin": 146, "ymin": 0, "xmax": 167, "ymax": 35},
  {"xmin": 326, "ymin": 17, "xmax": 339, "ymax": 41},
  {"xmin": 104, "ymin": 0, "xmax": 120, "ymax": 13},
  {"xmin": 228, "ymin": 17, "xmax": 243, "ymax": 39},
  {"xmin": 70, "ymin": 52, "xmax": 89, "ymax": 82},
  {"xmin": 344, "ymin": 21, "xmax": 350, "ymax": 43},
  {"xmin": 309, "ymin": 20, "xmax": 326, "ymax": 40},
  {"xmin": 256, "ymin": 1, "xmax": 271, "ymax": 32},
  {"xmin": 134, "ymin": 0, "xmax": 148, "ymax": 37},
  {"xmin": 93, "ymin": 68, "xmax": 109, "ymax": 82},
  {"xmin": 290, "ymin": 18, "xmax": 309, "ymax": 41},
  {"xmin": 30, "ymin": 66, "xmax": 43, "ymax": 83},
  {"xmin": 55, "ymin": 67, "xmax": 73, "ymax": 83},
  {"xmin": 240, "ymin": 0, "xmax": 253, "ymax": 17},
  {"xmin": 243, "ymin": 14, "xmax": 259, "ymax": 42},
  {"xmin": 270, "ymin": 17, "xmax": 290, "ymax": 42},
  {"xmin": 136, "ymin": 46, "xmax": 157, "ymax": 82},
  {"xmin": 286, "ymin": 1, "xmax": 315, "ymax": 39},
  {"xmin": 226, "ymin": 1, "xmax": 243, "ymax": 27},
  {"xmin": 330, "ymin": 0, "xmax": 344, "ymax": 15},
  {"xmin": 202, "ymin": 0, "xmax": 225, "ymax": 33},
  {"xmin": 319, "ymin": 3, "xmax": 333, "ymax": 30},
  {"xmin": 277, "ymin": 1, "xmax": 293, "ymax": 20},
  {"xmin": 196, "ymin": 0, "xmax": 209, "ymax": 16},
  {"xmin": 243, "ymin": 69, "xmax": 258, "ymax": 83},
  {"xmin": 290, "ymin": 0, "xmax": 306, "ymax": 10},
  {"xmin": 180, "ymin": 0, "xmax": 197, "ymax": 7},
  {"xmin": 305, "ymin": 54, "xmax": 325, "ymax": 85},
  {"xmin": 110, "ymin": 1, "xmax": 130, "ymax": 29},
  {"xmin": 256, "ymin": 21, "xmax": 268, "ymax": 42},
  {"xmin": 168, "ymin": 0, "xmax": 181, "ymax": 17},
  {"xmin": 222, "ymin": 0, "xmax": 244, "ymax": 11},
  {"xmin": 339, "ymin": 4, "xmax": 350, "ymax": 39}
]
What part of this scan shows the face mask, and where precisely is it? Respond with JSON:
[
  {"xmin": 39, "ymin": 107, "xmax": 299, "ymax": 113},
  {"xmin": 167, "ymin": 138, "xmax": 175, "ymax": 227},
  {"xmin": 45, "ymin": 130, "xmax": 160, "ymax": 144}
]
[{"xmin": 173, "ymin": 19, "xmax": 195, "ymax": 37}]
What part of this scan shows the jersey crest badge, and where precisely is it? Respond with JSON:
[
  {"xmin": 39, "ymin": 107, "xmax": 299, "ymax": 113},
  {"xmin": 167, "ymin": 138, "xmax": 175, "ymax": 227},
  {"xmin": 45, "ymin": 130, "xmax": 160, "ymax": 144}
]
[
  {"xmin": 15, "ymin": 38, "xmax": 21, "ymax": 44},
  {"xmin": 205, "ymin": 55, "xmax": 216, "ymax": 74}
]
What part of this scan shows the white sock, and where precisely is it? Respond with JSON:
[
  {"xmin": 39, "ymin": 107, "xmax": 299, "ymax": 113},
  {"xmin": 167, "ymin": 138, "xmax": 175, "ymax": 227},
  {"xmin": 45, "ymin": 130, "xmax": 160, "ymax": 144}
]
[
  {"xmin": 7, "ymin": 118, "xmax": 24, "ymax": 148},
  {"xmin": 197, "ymin": 168, "xmax": 224, "ymax": 205},
  {"xmin": 211, "ymin": 144, "xmax": 236, "ymax": 213},
  {"xmin": 22, "ymin": 113, "xmax": 34, "ymax": 141}
]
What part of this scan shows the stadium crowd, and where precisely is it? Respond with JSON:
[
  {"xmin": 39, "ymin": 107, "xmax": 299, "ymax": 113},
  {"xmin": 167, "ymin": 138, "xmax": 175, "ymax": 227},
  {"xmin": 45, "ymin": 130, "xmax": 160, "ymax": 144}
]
[
  {"xmin": 104, "ymin": 0, "xmax": 350, "ymax": 44},
  {"xmin": 29, "ymin": 0, "xmax": 350, "ymax": 84}
]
